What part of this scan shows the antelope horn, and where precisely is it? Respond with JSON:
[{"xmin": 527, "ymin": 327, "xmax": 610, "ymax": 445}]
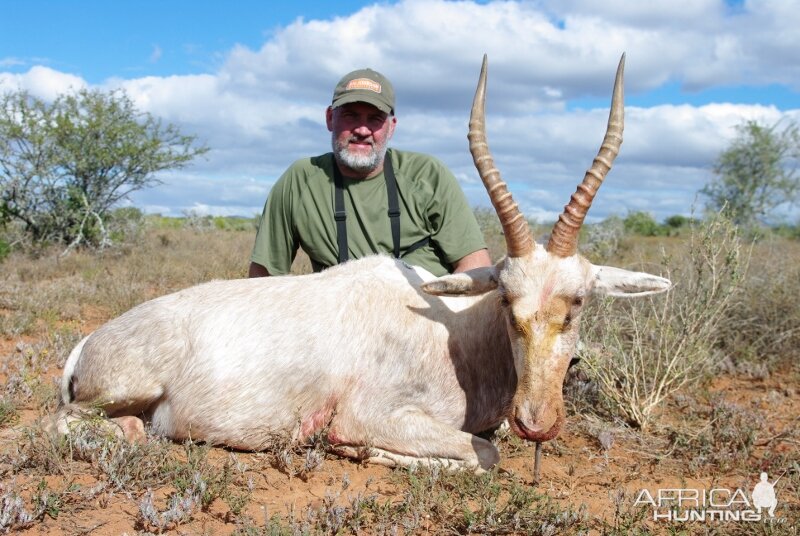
[
  {"xmin": 469, "ymin": 55, "xmax": 535, "ymax": 258},
  {"xmin": 547, "ymin": 53, "xmax": 625, "ymax": 257}
]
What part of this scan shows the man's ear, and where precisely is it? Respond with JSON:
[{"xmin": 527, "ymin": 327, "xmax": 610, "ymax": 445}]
[
  {"xmin": 592, "ymin": 265, "xmax": 672, "ymax": 297},
  {"xmin": 421, "ymin": 266, "xmax": 499, "ymax": 296},
  {"xmin": 326, "ymin": 106, "xmax": 334, "ymax": 131}
]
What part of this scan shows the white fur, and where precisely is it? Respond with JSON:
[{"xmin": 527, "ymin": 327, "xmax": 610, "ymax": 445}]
[{"xmin": 59, "ymin": 256, "xmax": 513, "ymax": 469}]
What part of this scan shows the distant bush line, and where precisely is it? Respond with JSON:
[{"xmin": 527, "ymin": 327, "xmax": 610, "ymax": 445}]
[{"xmin": 0, "ymin": 205, "xmax": 798, "ymax": 264}]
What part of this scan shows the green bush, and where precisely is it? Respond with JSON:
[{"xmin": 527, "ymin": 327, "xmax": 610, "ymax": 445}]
[
  {"xmin": 771, "ymin": 222, "xmax": 800, "ymax": 239},
  {"xmin": 107, "ymin": 207, "xmax": 146, "ymax": 244},
  {"xmin": 623, "ymin": 211, "xmax": 666, "ymax": 236},
  {"xmin": 0, "ymin": 88, "xmax": 207, "ymax": 250},
  {"xmin": 0, "ymin": 237, "xmax": 10, "ymax": 262}
]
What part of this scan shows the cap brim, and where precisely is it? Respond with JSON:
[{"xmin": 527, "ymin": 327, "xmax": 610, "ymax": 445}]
[{"xmin": 332, "ymin": 93, "xmax": 393, "ymax": 114}]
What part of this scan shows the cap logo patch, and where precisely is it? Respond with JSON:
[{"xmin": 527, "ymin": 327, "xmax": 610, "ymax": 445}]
[{"xmin": 346, "ymin": 78, "xmax": 382, "ymax": 93}]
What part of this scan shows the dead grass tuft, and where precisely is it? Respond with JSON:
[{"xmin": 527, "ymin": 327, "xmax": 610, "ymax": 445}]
[{"xmin": 581, "ymin": 213, "xmax": 749, "ymax": 430}]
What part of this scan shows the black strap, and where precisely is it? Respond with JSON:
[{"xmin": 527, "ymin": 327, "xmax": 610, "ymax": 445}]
[
  {"xmin": 404, "ymin": 235, "xmax": 430, "ymax": 257},
  {"xmin": 333, "ymin": 151, "xmax": 428, "ymax": 264},
  {"xmin": 332, "ymin": 162, "xmax": 349, "ymax": 264},
  {"xmin": 383, "ymin": 153, "xmax": 402, "ymax": 259}
]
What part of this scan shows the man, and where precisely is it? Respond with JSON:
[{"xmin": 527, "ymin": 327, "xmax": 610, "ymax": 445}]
[{"xmin": 249, "ymin": 67, "xmax": 491, "ymax": 277}]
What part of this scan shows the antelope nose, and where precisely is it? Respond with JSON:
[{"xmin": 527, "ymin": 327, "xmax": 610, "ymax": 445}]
[
  {"xmin": 512, "ymin": 401, "xmax": 564, "ymax": 442},
  {"xmin": 514, "ymin": 416, "xmax": 562, "ymax": 442},
  {"xmin": 514, "ymin": 417, "xmax": 547, "ymax": 438}
]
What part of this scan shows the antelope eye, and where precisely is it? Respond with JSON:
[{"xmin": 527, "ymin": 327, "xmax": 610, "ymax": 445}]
[
  {"xmin": 573, "ymin": 296, "xmax": 584, "ymax": 307},
  {"xmin": 499, "ymin": 294, "xmax": 510, "ymax": 307}
]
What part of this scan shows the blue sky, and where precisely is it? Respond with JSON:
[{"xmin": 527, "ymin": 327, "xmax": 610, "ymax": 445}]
[
  {"xmin": 2, "ymin": 0, "xmax": 799, "ymax": 223},
  {"xmin": 3, "ymin": 2, "xmax": 380, "ymax": 82}
]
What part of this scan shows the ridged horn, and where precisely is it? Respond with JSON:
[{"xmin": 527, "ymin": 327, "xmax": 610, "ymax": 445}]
[
  {"xmin": 547, "ymin": 53, "xmax": 625, "ymax": 257},
  {"xmin": 469, "ymin": 54, "xmax": 535, "ymax": 258}
]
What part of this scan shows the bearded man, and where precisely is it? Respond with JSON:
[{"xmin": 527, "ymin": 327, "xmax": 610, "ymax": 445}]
[{"xmin": 249, "ymin": 68, "xmax": 491, "ymax": 277}]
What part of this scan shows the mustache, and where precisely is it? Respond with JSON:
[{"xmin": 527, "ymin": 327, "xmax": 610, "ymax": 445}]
[{"xmin": 347, "ymin": 136, "xmax": 374, "ymax": 146}]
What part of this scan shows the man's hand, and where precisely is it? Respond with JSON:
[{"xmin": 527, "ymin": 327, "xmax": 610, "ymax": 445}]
[{"xmin": 248, "ymin": 262, "xmax": 270, "ymax": 278}]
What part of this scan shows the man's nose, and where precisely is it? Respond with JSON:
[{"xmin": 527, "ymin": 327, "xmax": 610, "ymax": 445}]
[{"xmin": 352, "ymin": 123, "xmax": 372, "ymax": 137}]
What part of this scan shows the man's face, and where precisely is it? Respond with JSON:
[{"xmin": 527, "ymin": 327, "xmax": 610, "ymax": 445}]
[{"xmin": 327, "ymin": 102, "xmax": 396, "ymax": 178}]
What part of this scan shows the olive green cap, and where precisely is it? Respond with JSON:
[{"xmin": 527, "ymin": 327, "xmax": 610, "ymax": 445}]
[{"xmin": 331, "ymin": 68, "xmax": 395, "ymax": 115}]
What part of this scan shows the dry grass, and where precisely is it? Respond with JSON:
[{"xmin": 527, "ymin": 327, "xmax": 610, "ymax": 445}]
[
  {"xmin": 0, "ymin": 217, "xmax": 798, "ymax": 533},
  {"xmin": 720, "ymin": 237, "xmax": 800, "ymax": 370},
  {"xmin": 579, "ymin": 214, "xmax": 749, "ymax": 430}
]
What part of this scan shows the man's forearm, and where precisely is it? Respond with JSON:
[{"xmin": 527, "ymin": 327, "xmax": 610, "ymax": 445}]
[{"xmin": 452, "ymin": 249, "xmax": 492, "ymax": 273}]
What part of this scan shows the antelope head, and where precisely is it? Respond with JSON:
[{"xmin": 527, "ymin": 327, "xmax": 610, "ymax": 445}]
[{"xmin": 422, "ymin": 54, "xmax": 671, "ymax": 442}]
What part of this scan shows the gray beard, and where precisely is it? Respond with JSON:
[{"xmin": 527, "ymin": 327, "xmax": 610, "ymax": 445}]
[{"xmin": 332, "ymin": 135, "xmax": 388, "ymax": 174}]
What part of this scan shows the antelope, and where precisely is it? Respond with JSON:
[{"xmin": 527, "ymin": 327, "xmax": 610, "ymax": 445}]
[{"xmin": 53, "ymin": 54, "xmax": 670, "ymax": 471}]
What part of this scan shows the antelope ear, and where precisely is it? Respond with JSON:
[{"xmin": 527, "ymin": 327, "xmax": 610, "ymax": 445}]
[
  {"xmin": 592, "ymin": 265, "xmax": 672, "ymax": 297},
  {"xmin": 422, "ymin": 266, "xmax": 499, "ymax": 296}
]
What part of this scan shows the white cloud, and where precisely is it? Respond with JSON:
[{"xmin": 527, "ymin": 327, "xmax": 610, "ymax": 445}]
[
  {"xmin": 0, "ymin": 57, "xmax": 25, "ymax": 68},
  {"xmin": 0, "ymin": 65, "xmax": 86, "ymax": 100},
  {"xmin": 2, "ymin": 0, "xmax": 799, "ymax": 223}
]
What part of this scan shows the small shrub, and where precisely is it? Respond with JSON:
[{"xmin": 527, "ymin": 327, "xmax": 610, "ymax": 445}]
[
  {"xmin": 137, "ymin": 484, "xmax": 201, "ymax": 532},
  {"xmin": 473, "ymin": 206, "xmax": 506, "ymax": 260},
  {"xmin": 267, "ymin": 429, "xmax": 328, "ymax": 480},
  {"xmin": 182, "ymin": 210, "xmax": 215, "ymax": 232},
  {"xmin": 0, "ymin": 238, "xmax": 10, "ymax": 263},
  {"xmin": 235, "ymin": 467, "xmax": 590, "ymax": 534},
  {"xmin": 623, "ymin": 211, "xmax": 666, "ymax": 237},
  {"xmin": 107, "ymin": 206, "xmax": 147, "ymax": 245},
  {"xmin": 596, "ymin": 488, "xmax": 650, "ymax": 534},
  {"xmin": 32, "ymin": 478, "xmax": 63, "ymax": 520},
  {"xmin": 0, "ymin": 489, "xmax": 37, "ymax": 532},
  {"xmin": 668, "ymin": 397, "xmax": 766, "ymax": 473},
  {"xmin": 0, "ymin": 309, "xmax": 37, "ymax": 338},
  {"xmin": 171, "ymin": 442, "xmax": 235, "ymax": 510},
  {"xmin": 584, "ymin": 215, "xmax": 625, "ymax": 263},
  {"xmin": 581, "ymin": 212, "xmax": 748, "ymax": 429},
  {"xmin": 719, "ymin": 238, "xmax": 800, "ymax": 370},
  {"xmin": 771, "ymin": 222, "xmax": 800, "ymax": 239},
  {"xmin": 663, "ymin": 214, "xmax": 699, "ymax": 233},
  {"xmin": 2, "ymin": 332, "xmax": 81, "ymax": 412},
  {"xmin": 0, "ymin": 399, "xmax": 18, "ymax": 426},
  {"xmin": 10, "ymin": 418, "xmax": 175, "ymax": 492}
]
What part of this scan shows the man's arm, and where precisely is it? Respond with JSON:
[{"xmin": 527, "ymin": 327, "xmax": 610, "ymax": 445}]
[
  {"xmin": 416, "ymin": 155, "xmax": 491, "ymax": 274},
  {"xmin": 250, "ymin": 169, "xmax": 299, "ymax": 277},
  {"xmin": 452, "ymin": 248, "xmax": 492, "ymax": 273},
  {"xmin": 248, "ymin": 262, "xmax": 270, "ymax": 278}
]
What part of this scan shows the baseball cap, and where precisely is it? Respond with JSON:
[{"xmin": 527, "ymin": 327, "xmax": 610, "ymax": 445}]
[{"xmin": 331, "ymin": 68, "xmax": 395, "ymax": 115}]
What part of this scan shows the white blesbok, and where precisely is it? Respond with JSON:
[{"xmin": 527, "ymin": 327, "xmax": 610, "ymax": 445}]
[{"xmin": 54, "ymin": 54, "xmax": 670, "ymax": 471}]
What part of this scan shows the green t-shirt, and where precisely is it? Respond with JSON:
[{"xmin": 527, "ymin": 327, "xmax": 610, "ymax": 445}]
[{"xmin": 251, "ymin": 149, "xmax": 486, "ymax": 276}]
